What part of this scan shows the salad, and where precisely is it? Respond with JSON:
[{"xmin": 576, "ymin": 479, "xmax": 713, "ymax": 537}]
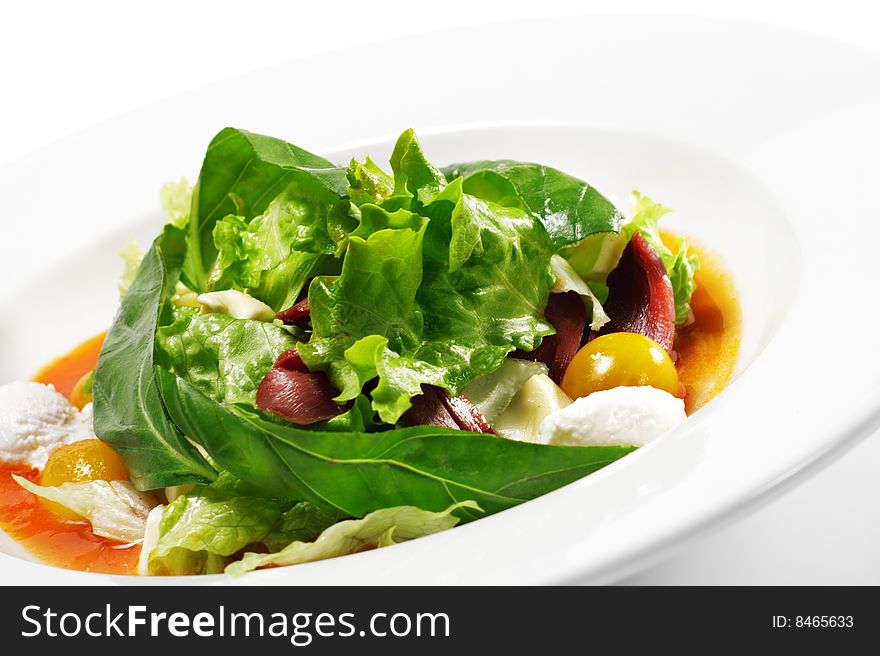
[{"xmin": 0, "ymin": 128, "xmax": 739, "ymax": 576}]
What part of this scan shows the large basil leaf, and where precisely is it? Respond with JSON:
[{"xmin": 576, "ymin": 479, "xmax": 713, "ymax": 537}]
[
  {"xmin": 442, "ymin": 160, "xmax": 623, "ymax": 250},
  {"xmin": 183, "ymin": 127, "xmax": 351, "ymax": 291},
  {"xmin": 93, "ymin": 227, "xmax": 217, "ymax": 490},
  {"xmin": 156, "ymin": 370, "xmax": 635, "ymax": 518}
]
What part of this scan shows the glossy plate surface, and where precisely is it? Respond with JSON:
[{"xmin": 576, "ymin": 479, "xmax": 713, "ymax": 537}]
[{"xmin": 1, "ymin": 15, "xmax": 879, "ymax": 584}]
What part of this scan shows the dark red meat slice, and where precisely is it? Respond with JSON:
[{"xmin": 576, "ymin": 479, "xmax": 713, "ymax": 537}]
[
  {"xmin": 596, "ymin": 232, "xmax": 675, "ymax": 353},
  {"xmin": 274, "ymin": 348, "xmax": 308, "ymax": 372},
  {"xmin": 403, "ymin": 387, "xmax": 460, "ymax": 430},
  {"xmin": 276, "ymin": 298, "xmax": 310, "ymax": 325},
  {"xmin": 403, "ymin": 386, "xmax": 494, "ymax": 433},
  {"xmin": 256, "ymin": 348, "xmax": 348, "ymax": 425},
  {"xmin": 441, "ymin": 392, "xmax": 495, "ymax": 434},
  {"xmin": 514, "ymin": 291, "xmax": 586, "ymax": 383}
]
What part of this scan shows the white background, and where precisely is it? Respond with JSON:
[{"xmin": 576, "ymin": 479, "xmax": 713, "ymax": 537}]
[{"xmin": 2, "ymin": 0, "xmax": 879, "ymax": 584}]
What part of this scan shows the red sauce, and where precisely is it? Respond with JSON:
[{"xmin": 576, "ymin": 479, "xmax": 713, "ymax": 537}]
[{"xmin": 0, "ymin": 463, "xmax": 141, "ymax": 574}]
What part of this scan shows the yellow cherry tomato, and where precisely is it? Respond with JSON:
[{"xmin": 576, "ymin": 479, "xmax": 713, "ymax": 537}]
[
  {"xmin": 40, "ymin": 439, "xmax": 128, "ymax": 519},
  {"xmin": 561, "ymin": 332, "xmax": 683, "ymax": 400}
]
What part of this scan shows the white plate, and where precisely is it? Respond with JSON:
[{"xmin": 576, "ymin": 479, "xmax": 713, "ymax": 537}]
[{"xmin": 2, "ymin": 15, "xmax": 880, "ymax": 585}]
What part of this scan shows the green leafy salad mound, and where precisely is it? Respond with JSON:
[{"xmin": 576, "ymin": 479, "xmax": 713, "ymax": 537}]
[{"xmin": 81, "ymin": 127, "xmax": 698, "ymax": 575}]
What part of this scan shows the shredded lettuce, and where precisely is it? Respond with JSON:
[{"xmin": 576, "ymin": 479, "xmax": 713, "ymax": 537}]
[
  {"xmin": 13, "ymin": 474, "xmax": 156, "ymax": 543},
  {"xmin": 622, "ymin": 192, "xmax": 699, "ymax": 325},
  {"xmin": 225, "ymin": 500, "xmax": 480, "ymax": 576},
  {"xmin": 147, "ymin": 475, "xmax": 343, "ymax": 576}
]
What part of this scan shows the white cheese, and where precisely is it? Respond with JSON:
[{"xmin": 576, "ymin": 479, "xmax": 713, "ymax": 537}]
[
  {"xmin": 538, "ymin": 385, "xmax": 686, "ymax": 447},
  {"xmin": 0, "ymin": 382, "xmax": 95, "ymax": 467}
]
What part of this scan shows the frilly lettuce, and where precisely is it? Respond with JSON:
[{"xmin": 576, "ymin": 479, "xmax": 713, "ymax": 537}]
[
  {"xmin": 182, "ymin": 127, "xmax": 352, "ymax": 292},
  {"xmin": 298, "ymin": 150, "xmax": 557, "ymax": 423},
  {"xmin": 347, "ymin": 156, "xmax": 394, "ymax": 207}
]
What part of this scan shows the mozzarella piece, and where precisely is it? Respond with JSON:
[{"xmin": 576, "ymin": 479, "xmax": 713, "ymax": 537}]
[
  {"xmin": 0, "ymin": 382, "xmax": 95, "ymax": 467},
  {"xmin": 538, "ymin": 385, "xmax": 686, "ymax": 447},
  {"xmin": 494, "ymin": 374, "xmax": 572, "ymax": 443},
  {"xmin": 197, "ymin": 289, "xmax": 275, "ymax": 321}
]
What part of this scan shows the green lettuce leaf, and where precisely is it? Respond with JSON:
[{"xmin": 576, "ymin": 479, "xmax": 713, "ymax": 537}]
[
  {"xmin": 299, "ymin": 181, "xmax": 556, "ymax": 423},
  {"xmin": 313, "ymin": 395, "xmax": 381, "ymax": 433},
  {"xmin": 94, "ymin": 226, "xmax": 218, "ymax": 490},
  {"xmin": 623, "ymin": 192, "xmax": 700, "ymax": 324},
  {"xmin": 347, "ymin": 156, "xmax": 394, "ymax": 207},
  {"xmin": 13, "ymin": 475, "xmax": 156, "ymax": 543},
  {"xmin": 147, "ymin": 475, "xmax": 342, "ymax": 576},
  {"xmin": 226, "ymin": 501, "xmax": 478, "ymax": 576},
  {"xmin": 155, "ymin": 311, "xmax": 295, "ymax": 407},
  {"xmin": 298, "ymin": 217, "xmax": 433, "ymax": 422},
  {"xmin": 183, "ymin": 127, "xmax": 352, "ymax": 291},
  {"xmin": 209, "ymin": 202, "xmax": 328, "ymax": 311},
  {"xmin": 389, "ymin": 128, "xmax": 447, "ymax": 202}
]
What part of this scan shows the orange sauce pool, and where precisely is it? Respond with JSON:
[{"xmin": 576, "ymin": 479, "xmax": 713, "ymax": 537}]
[
  {"xmin": 0, "ymin": 464, "xmax": 141, "ymax": 574},
  {"xmin": 33, "ymin": 332, "xmax": 106, "ymax": 398},
  {"xmin": 663, "ymin": 233, "xmax": 742, "ymax": 414},
  {"xmin": 0, "ymin": 330, "xmax": 140, "ymax": 575}
]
